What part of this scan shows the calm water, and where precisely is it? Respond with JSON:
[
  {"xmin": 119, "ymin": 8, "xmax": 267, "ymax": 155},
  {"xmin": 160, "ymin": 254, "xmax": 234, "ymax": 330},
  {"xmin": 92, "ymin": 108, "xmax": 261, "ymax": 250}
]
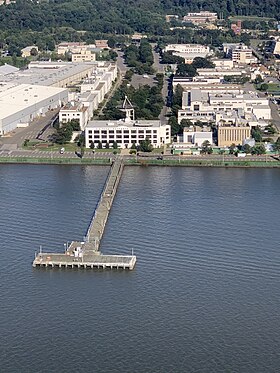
[{"xmin": 0, "ymin": 165, "xmax": 280, "ymax": 373}]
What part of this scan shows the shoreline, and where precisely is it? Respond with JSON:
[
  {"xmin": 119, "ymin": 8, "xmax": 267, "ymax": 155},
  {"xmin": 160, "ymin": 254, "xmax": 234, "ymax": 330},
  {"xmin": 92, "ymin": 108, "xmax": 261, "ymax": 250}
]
[{"xmin": 0, "ymin": 156, "xmax": 280, "ymax": 168}]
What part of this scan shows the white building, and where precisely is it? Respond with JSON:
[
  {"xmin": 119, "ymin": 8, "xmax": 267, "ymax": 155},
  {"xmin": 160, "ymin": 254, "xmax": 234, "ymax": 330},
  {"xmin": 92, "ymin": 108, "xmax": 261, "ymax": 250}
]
[
  {"xmin": 59, "ymin": 101, "xmax": 89, "ymax": 131},
  {"xmin": 85, "ymin": 99, "xmax": 171, "ymax": 149},
  {"xmin": 183, "ymin": 126, "xmax": 213, "ymax": 146},
  {"xmin": 183, "ymin": 12, "xmax": 217, "ymax": 24},
  {"xmin": 164, "ymin": 44, "xmax": 211, "ymax": 63},
  {"xmin": 0, "ymin": 82, "xmax": 68, "ymax": 135},
  {"xmin": 178, "ymin": 88, "xmax": 271, "ymax": 125},
  {"xmin": 212, "ymin": 59, "xmax": 234, "ymax": 69}
]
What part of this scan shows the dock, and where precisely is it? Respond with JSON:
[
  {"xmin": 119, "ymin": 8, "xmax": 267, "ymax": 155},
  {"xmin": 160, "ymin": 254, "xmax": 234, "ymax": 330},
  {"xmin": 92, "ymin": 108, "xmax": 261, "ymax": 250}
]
[{"xmin": 33, "ymin": 157, "xmax": 136, "ymax": 271}]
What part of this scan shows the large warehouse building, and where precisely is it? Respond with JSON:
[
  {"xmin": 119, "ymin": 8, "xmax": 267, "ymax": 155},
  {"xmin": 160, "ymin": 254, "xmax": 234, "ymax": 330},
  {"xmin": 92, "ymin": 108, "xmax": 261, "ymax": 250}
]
[{"xmin": 0, "ymin": 82, "xmax": 68, "ymax": 135}]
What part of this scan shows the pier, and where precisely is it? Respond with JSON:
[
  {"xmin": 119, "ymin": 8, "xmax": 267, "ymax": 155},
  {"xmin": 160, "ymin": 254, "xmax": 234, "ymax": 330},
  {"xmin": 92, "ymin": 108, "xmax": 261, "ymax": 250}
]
[{"xmin": 33, "ymin": 157, "xmax": 136, "ymax": 270}]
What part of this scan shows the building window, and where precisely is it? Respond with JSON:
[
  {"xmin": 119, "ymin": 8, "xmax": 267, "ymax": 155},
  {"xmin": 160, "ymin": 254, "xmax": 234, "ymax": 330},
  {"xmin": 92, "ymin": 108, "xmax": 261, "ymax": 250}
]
[
  {"xmin": 138, "ymin": 130, "xmax": 144, "ymax": 134},
  {"xmin": 88, "ymin": 130, "xmax": 92, "ymax": 134},
  {"xmin": 94, "ymin": 130, "xmax": 99, "ymax": 134},
  {"xmin": 109, "ymin": 130, "xmax": 114, "ymax": 134},
  {"xmin": 101, "ymin": 130, "xmax": 107, "ymax": 134},
  {"xmin": 124, "ymin": 130, "xmax": 129, "ymax": 134}
]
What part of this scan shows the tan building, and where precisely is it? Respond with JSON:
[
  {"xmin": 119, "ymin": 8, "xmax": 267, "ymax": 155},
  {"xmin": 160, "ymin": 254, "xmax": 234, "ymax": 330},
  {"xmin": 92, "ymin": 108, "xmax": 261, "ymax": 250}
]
[
  {"xmin": 21, "ymin": 46, "xmax": 38, "ymax": 57},
  {"xmin": 72, "ymin": 50, "xmax": 96, "ymax": 62},
  {"xmin": 95, "ymin": 40, "xmax": 109, "ymax": 49},
  {"xmin": 218, "ymin": 126, "xmax": 251, "ymax": 146}
]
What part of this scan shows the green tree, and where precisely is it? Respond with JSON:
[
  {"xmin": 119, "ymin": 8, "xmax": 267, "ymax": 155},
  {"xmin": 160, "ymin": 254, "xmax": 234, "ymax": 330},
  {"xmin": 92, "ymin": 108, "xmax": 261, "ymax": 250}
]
[
  {"xmin": 251, "ymin": 144, "xmax": 266, "ymax": 155},
  {"xmin": 98, "ymin": 141, "xmax": 103, "ymax": 149},
  {"xmin": 176, "ymin": 63, "xmax": 197, "ymax": 77},
  {"xmin": 259, "ymin": 83, "xmax": 268, "ymax": 91},
  {"xmin": 229, "ymin": 143, "xmax": 236, "ymax": 154},
  {"xmin": 243, "ymin": 144, "xmax": 252, "ymax": 154},
  {"xmin": 168, "ymin": 116, "xmax": 180, "ymax": 136},
  {"xmin": 273, "ymin": 137, "xmax": 280, "ymax": 153},
  {"xmin": 139, "ymin": 138, "xmax": 153, "ymax": 152},
  {"xmin": 201, "ymin": 140, "xmax": 213, "ymax": 154},
  {"xmin": 112, "ymin": 141, "xmax": 118, "ymax": 149},
  {"xmin": 252, "ymin": 127, "xmax": 262, "ymax": 142}
]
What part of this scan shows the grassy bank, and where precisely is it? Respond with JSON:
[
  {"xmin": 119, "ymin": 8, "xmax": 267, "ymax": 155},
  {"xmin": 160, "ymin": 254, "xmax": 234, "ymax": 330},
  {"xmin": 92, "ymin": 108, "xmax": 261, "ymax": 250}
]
[
  {"xmin": 0, "ymin": 157, "xmax": 111, "ymax": 165},
  {"xmin": 1, "ymin": 156, "xmax": 280, "ymax": 168},
  {"xmin": 125, "ymin": 159, "xmax": 280, "ymax": 168}
]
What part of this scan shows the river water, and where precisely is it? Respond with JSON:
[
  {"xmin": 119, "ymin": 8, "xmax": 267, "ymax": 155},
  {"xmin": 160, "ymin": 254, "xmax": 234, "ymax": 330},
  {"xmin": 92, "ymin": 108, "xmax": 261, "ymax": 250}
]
[{"xmin": 0, "ymin": 165, "xmax": 280, "ymax": 372}]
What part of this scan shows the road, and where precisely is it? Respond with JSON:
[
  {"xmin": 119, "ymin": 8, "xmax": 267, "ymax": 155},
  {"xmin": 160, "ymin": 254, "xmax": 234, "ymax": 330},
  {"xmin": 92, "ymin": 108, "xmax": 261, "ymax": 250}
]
[{"xmin": 0, "ymin": 109, "xmax": 59, "ymax": 150}]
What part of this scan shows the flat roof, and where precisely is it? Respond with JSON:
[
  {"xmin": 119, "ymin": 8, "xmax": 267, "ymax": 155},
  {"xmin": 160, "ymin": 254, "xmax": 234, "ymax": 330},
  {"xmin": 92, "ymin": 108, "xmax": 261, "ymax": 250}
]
[
  {"xmin": 0, "ymin": 62, "xmax": 98, "ymax": 86},
  {"xmin": 0, "ymin": 82, "xmax": 67, "ymax": 119},
  {"xmin": 86, "ymin": 119, "xmax": 163, "ymax": 129}
]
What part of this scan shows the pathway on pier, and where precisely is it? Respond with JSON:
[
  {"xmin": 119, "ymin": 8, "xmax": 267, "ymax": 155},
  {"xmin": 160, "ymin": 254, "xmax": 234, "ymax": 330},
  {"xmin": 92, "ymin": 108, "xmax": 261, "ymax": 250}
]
[{"xmin": 83, "ymin": 156, "xmax": 124, "ymax": 252}]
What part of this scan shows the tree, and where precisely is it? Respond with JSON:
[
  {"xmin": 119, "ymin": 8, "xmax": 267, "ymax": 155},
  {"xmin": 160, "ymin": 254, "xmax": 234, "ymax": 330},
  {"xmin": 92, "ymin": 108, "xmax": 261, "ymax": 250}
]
[
  {"xmin": 168, "ymin": 116, "xmax": 180, "ymax": 136},
  {"xmin": 105, "ymin": 142, "xmax": 110, "ymax": 149},
  {"xmin": 139, "ymin": 138, "xmax": 153, "ymax": 152},
  {"xmin": 251, "ymin": 144, "xmax": 266, "ymax": 155},
  {"xmin": 243, "ymin": 144, "xmax": 252, "ymax": 154},
  {"xmin": 112, "ymin": 141, "xmax": 118, "ymax": 149},
  {"xmin": 254, "ymin": 75, "xmax": 264, "ymax": 84},
  {"xmin": 252, "ymin": 127, "xmax": 262, "ymax": 142},
  {"xmin": 180, "ymin": 119, "xmax": 192, "ymax": 128},
  {"xmin": 176, "ymin": 63, "xmax": 197, "ymax": 77},
  {"xmin": 90, "ymin": 141, "xmax": 95, "ymax": 149},
  {"xmin": 98, "ymin": 141, "xmax": 103, "ymax": 149},
  {"xmin": 259, "ymin": 83, "xmax": 268, "ymax": 91},
  {"xmin": 273, "ymin": 137, "xmax": 280, "ymax": 153},
  {"xmin": 229, "ymin": 143, "xmax": 236, "ymax": 154},
  {"xmin": 192, "ymin": 57, "xmax": 215, "ymax": 69},
  {"xmin": 30, "ymin": 47, "xmax": 38, "ymax": 56},
  {"xmin": 201, "ymin": 140, "xmax": 213, "ymax": 154}
]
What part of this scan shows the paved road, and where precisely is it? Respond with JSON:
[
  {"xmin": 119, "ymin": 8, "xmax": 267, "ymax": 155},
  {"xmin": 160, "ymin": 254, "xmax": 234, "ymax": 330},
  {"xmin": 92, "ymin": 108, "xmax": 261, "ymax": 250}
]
[{"xmin": 0, "ymin": 109, "xmax": 59, "ymax": 150}]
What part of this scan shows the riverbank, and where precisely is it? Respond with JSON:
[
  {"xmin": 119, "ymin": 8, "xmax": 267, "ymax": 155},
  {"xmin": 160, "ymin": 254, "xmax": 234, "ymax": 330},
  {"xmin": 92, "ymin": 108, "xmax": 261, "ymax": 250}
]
[{"xmin": 0, "ymin": 155, "xmax": 280, "ymax": 167}]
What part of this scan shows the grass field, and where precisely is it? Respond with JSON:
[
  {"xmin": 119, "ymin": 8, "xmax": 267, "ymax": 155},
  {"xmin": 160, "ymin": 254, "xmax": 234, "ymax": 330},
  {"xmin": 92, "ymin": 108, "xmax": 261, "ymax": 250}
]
[{"xmin": 229, "ymin": 16, "xmax": 275, "ymax": 22}]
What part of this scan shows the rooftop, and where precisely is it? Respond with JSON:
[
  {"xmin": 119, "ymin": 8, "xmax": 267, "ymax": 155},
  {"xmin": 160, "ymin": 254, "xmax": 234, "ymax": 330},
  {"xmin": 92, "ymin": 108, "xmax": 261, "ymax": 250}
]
[
  {"xmin": 0, "ymin": 61, "xmax": 100, "ymax": 86},
  {"xmin": 86, "ymin": 118, "xmax": 163, "ymax": 129},
  {"xmin": 0, "ymin": 82, "xmax": 67, "ymax": 119}
]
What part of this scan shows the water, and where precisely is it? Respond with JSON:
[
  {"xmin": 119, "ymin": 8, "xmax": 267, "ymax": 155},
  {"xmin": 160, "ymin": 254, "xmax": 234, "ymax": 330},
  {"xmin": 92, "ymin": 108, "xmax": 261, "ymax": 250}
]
[{"xmin": 0, "ymin": 165, "xmax": 280, "ymax": 372}]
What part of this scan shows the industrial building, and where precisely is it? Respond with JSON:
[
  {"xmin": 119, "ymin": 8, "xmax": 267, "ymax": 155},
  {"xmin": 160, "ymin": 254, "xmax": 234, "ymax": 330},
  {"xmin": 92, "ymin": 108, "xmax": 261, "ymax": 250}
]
[{"xmin": 0, "ymin": 82, "xmax": 68, "ymax": 135}]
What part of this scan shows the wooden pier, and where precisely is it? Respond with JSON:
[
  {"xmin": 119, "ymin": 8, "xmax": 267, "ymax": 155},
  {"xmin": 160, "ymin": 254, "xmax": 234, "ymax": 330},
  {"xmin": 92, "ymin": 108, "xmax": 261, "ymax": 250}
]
[{"xmin": 33, "ymin": 157, "xmax": 136, "ymax": 271}]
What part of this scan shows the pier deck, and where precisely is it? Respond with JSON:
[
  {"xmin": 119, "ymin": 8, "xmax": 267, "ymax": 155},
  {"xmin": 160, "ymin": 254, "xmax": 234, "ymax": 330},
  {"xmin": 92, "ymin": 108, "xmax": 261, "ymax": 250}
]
[
  {"xmin": 33, "ymin": 253, "xmax": 136, "ymax": 270},
  {"xmin": 33, "ymin": 157, "xmax": 136, "ymax": 271}
]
